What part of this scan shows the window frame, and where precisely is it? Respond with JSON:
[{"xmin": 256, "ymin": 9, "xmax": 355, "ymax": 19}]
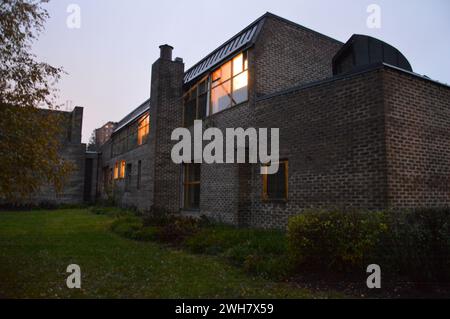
[
  {"xmin": 182, "ymin": 51, "xmax": 249, "ymax": 127},
  {"xmin": 210, "ymin": 51, "xmax": 248, "ymax": 115},
  {"xmin": 125, "ymin": 163, "xmax": 132, "ymax": 192},
  {"xmin": 182, "ymin": 75, "xmax": 210, "ymax": 128},
  {"xmin": 262, "ymin": 160, "xmax": 289, "ymax": 202},
  {"xmin": 112, "ymin": 112, "xmax": 150, "ymax": 156},
  {"xmin": 119, "ymin": 160, "xmax": 126, "ymax": 179},
  {"xmin": 137, "ymin": 160, "xmax": 142, "ymax": 190},
  {"xmin": 183, "ymin": 163, "xmax": 201, "ymax": 210},
  {"xmin": 137, "ymin": 114, "xmax": 150, "ymax": 146},
  {"xmin": 114, "ymin": 162, "xmax": 119, "ymax": 180}
]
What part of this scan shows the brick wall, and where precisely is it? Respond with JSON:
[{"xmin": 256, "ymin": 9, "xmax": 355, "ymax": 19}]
[
  {"xmin": 252, "ymin": 16, "xmax": 342, "ymax": 97},
  {"xmin": 384, "ymin": 68, "xmax": 450, "ymax": 208},
  {"xmin": 248, "ymin": 68, "xmax": 388, "ymax": 228}
]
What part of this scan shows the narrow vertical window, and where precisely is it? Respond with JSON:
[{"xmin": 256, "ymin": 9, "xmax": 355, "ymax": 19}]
[
  {"xmin": 120, "ymin": 160, "xmax": 126, "ymax": 179},
  {"xmin": 138, "ymin": 114, "xmax": 150, "ymax": 145},
  {"xmin": 125, "ymin": 163, "xmax": 132, "ymax": 191},
  {"xmin": 114, "ymin": 162, "xmax": 119, "ymax": 180},
  {"xmin": 262, "ymin": 160, "xmax": 288, "ymax": 201},
  {"xmin": 137, "ymin": 160, "xmax": 142, "ymax": 190},
  {"xmin": 183, "ymin": 163, "xmax": 201, "ymax": 210}
]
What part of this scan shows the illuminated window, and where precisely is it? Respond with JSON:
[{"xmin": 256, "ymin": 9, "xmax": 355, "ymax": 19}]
[
  {"xmin": 210, "ymin": 52, "xmax": 248, "ymax": 114},
  {"xmin": 182, "ymin": 51, "xmax": 249, "ymax": 126},
  {"xmin": 114, "ymin": 162, "xmax": 119, "ymax": 180},
  {"xmin": 262, "ymin": 160, "xmax": 288, "ymax": 201},
  {"xmin": 138, "ymin": 114, "xmax": 150, "ymax": 145},
  {"xmin": 183, "ymin": 163, "xmax": 201, "ymax": 210},
  {"xmin": 120, "ymin": 160, "xmax": 126, "ymax": 179}
]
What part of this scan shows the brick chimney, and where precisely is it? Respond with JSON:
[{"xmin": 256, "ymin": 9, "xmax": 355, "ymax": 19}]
[
  {"xmin": 150, "ymin": 45, "xmax": 184, "ymax": 213},
  {"xmin": 159, "ymin": 44, "xmax": 173, "ymax": 61}
]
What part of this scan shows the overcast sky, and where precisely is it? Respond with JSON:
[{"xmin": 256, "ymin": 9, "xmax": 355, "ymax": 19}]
[{"xmin": 32, "ymin": 0, "xmax": 450, "ymax": 143}]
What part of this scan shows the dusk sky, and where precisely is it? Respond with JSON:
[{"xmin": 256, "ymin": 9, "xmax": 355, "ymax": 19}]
[{"xmin": 32, "ymin": 0, "xmax": 450, "ymax": 143}]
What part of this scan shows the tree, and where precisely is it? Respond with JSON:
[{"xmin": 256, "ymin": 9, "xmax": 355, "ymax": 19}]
[{"xmin": 0, "ymin": 0, "xmax": 72, "ymax": 203}]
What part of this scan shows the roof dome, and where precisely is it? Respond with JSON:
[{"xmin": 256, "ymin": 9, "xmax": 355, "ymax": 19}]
[{"xmin": 332, "ymin": 34, "xmax": 412, "ymax": 75}]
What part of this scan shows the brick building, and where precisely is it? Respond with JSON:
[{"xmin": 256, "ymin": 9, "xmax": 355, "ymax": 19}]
[
  {"xmin": 95, "ymin": 121, "xmax": 117, "ymax": 148},
  {"xmin": 44, "ymin": 12, "xmax": 450, "ymax": 229},
  {"xmin": 28, "ymin": 107, "xmax": 97, "ymax": 205}
]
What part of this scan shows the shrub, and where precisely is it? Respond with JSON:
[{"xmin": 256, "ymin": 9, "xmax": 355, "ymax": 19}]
[
  {"xmin": 287, "ymin": 208, "xmax": 450, "ymax": 283},
  {"xmin": 133, "ymin": 226, "xmax": 159, "ymax": 242},
  {"xmin": 380, "ymin": 208, "xmax": 450, "ymax": 282},
  {"xmin": 287, "ymin": 210, "xmax": 388, "ymax": 271},
  {"xmin": 156, "ymin": 216, "xmax": 199, "ymax": 244},
  {"xmin": 186, "ymin": 225, "xmax": 289, "ymax": 279},
  {"xmin": 186, "ymin": 226, "xmax": 286, "ymax": 256}
]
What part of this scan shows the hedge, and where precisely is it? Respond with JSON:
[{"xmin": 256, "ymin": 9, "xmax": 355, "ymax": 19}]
[{"xmin": 287, "ymin": 208, "xmax": 450, "ymax": 282}]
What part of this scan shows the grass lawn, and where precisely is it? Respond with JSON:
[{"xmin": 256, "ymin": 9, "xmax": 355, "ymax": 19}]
[{"xmin": 0, "ymin": 209, "xmax": 339, "ymax": 299}]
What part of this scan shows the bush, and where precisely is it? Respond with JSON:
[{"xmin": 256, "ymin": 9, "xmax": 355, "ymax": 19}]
[
  {"xmin": 381, "ymin": 208, "xmax": 450, "ymax": 282},
  {"xmin": 156, "ymin": 216, "xmax": 199, "ymax": 244},
  {"xmin": 186, "ymin": 225, "xmax": 289, "ymax": 279},
  {"xmin": 287, "ymin": 210, "xmax": 388, "ymax": 271},
  {"xmin": 133, "ymin": 226, "xmax": 159, "ymax": 242},
  {"xmin": 186, "ymin": 226, "xmax": 286, "ymax": 256},
  {"xmin": 287, "ymin": 208, "xmax": 450, "ymax": 283}
]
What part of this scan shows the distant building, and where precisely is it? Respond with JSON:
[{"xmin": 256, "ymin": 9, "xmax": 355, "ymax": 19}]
[{"xmin": 95, "ymin": 121, "xmax": 117, "ymax": 147}]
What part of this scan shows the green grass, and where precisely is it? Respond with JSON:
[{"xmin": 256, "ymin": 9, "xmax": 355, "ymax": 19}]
[{"xmin": 0, "ymin": 209, "xmax": 340, "ymax": 299}]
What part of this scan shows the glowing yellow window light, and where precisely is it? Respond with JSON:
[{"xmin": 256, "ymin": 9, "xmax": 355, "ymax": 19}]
[
  {"xmin": 114, "ymin": 162, "xmax": 119, "ymax": 180},
  {"xmin": 120, "ymin": 160, "xmax": 126, "ymax": 179},
  {"xmin": 138, "ymin": 114, "xmax": 150, "ymax": 145}
]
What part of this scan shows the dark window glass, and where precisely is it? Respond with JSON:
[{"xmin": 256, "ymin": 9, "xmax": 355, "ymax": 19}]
[
  {"xmin": 184, "ymin": 95, "xmax": 197, "ymax": 128},
  {"xmin": 137, "ymin": 160, "xmax": 142, "ymax": 190},
  {"xmin": 263, "ymin": 161, "xmax": 288, "ymax": 201},
  {"xmin": 198, "ymin": 93, "xmax": 208, "ymax": 120},
  {"xmin": 125, "ymin": 163, "xmax": 132, "ymax": 192},
  {"xmin": 184, "ymin": 163, "xmax": 201, "ymax": 210}
]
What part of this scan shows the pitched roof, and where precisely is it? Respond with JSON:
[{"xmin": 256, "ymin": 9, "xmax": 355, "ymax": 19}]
[
  {"xmin": 183, "ymin": 12, "xmax": 342, "ymax": 86},
  {"xmin": 183, "ymin": 19, "xmax": 263, "ymax": 85},
  {"xmin": 113, "ymin": 98, "xmax": 150, "ymax": 134}
]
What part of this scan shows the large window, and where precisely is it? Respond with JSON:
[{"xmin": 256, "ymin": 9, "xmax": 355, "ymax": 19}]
[
  {"xmin": 112, "ymin": 112, "xmax": 150, "ymax": 156},
  {"xmin": 183, "ymin": 51, "xmax": 248, "ymax": 127},
  {"xmin": 210, "ymin": 52, "xmax": 248, "ymax": 114},
  {"xmin": 183, "ymin": 163, "xmax": 201, "ymax": 210},
  {"xmin": 138, "ymin": 114, "xmax": 150, "ymax": 145},
  {"xmin": 262, "ymin": 160, "xmax": 288, "ymax": 201}
]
